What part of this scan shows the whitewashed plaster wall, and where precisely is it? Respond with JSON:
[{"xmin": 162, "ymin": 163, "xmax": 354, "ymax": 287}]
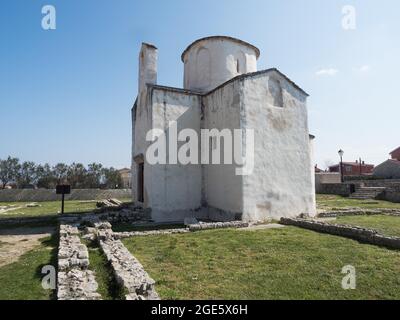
[
  {"xmin": 202, "ymin": 81, "xmax": 244, "ymax": 217},
  {"xmin": 131, "ymin": 91, "xmax": 152, "ymax": 207},
  {"xmin": 148, "ymin": 88, "xmax": 203, "ymax": 222},
  {"xmin": 132, "ymin": 44, "xmax": 157, "ymax": 207},
  {"xmin": 240, "ymin": 71, "xmax": 316, "ymax": 221},
  {"xmin": 183, "ymin": 38, "xmax": 258, "ymax": 93},
  {"xmin": 308, "ymin": 135, "xmax": 317, "ymax": 210}
]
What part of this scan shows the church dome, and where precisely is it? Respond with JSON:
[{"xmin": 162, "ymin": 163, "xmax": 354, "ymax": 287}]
[{"xmin": 182, "ymin": 36, "xmax": 260, "ymax": 93}]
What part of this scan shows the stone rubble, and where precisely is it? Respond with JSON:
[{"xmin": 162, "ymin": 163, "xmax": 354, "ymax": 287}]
[
  {"xmin": 96, "ymin": 198, "xmax": 123, "ymax": 208},
  {"xmin": 57, "ymin": 224, "xmax": 101, "ymax": 300},
  {"xmin": 280, "ymin": 217, "xmax": 400, "ymax": 249}
]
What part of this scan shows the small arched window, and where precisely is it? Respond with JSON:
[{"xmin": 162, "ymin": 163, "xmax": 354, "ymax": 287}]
[{"xmin": 236, "ymin": 59, "xmax": 240, "ymax": 73}]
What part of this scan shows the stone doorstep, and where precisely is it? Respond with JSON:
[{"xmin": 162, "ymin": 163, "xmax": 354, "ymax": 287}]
[{"xmin": 280, "ymin": 217, "xmax": 400, "ymax": 249}]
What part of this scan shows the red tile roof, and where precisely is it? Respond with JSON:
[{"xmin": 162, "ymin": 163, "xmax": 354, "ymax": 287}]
[{"xmin": 329, "ymin": 162, "xmax": 374, "ymax": 168}]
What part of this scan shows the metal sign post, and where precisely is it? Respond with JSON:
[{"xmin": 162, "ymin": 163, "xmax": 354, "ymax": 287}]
[{"xmin": 56, "ymin": 185, "xmax": 71, "ymax": 214}]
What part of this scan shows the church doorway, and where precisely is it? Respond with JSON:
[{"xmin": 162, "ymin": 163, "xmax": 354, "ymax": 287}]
[{"xmin": 134, "ymin": 155, "xmax": 144, "ymax": 203}]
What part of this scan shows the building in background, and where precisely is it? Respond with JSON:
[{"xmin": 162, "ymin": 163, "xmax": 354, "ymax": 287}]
[
  {"xmin": 314, "ymin": 165, "xmax": 323, "ymax": 173},
  {"xmin": 118, "ymin": 168, "xmax": 131, "ymax": 189},
  {"xmin": 329, "ymin": 160, "xmax": 374, "ymax": 176},
  {"xmin": 373, "ymin": 146, "xmax": 400, "ymax": 179}
]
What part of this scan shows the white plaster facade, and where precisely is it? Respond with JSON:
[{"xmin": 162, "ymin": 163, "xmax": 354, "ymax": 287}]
[{"xmin": 131, "ymin": 36, "xmax": 316, "ymax": 222}]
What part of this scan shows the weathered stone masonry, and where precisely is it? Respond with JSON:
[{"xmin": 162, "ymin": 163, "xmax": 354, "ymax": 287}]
[
  {"xmin": 57, "ymin": 224, "xmax": 101, "ymax": 300},
  {"xmin": 90, "ymin": 221, "xmax": 160, "ymax": 300},
  {"xmin": 280, "ymin": 218, "xmax": 400, "ymax": 249}
]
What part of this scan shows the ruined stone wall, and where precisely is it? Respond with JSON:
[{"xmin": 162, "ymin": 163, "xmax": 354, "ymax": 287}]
[
  {"xmin": 57, "ymin": 224, "xmax": 101, "ymax": 300},
  {"xmin": 280, "ymin": 217, "xmax": 400, "ymax": 249},
  {"xmin": 90, "ymin": 221, "xmax": 160, "ymax": 300}
]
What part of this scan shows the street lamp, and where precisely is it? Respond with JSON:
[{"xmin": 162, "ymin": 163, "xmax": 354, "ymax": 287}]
[{"xmin": 338, "ymin": 149, "xmax": 344, "ymax": 183}]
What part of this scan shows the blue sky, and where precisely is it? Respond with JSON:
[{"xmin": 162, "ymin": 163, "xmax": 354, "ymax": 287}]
[{"xmin": 1, "ymin": 0, "xmax": 399, "ymax": 169}]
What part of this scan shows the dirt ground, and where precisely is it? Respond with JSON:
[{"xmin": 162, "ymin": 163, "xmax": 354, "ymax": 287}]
[{"xmin": 0, "ymin": 226, "xmax": 55, "ymax": 267}]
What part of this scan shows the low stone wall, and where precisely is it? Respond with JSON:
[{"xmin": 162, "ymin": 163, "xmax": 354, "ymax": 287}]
[
  {"xmin": 280, "ymin": 218, "xmax": 400, "ymax": 249},
  {"xmin": 114, "ymin": 228, "xmax": 189, "ymax": 239},
  {"xmin": 100, "ymin": 238, "xmax": 160, "ymax": 300},
  {"xmin": 0, "ymin": 215, "xmax": 58, "ymax": 226},
  {"xmin": 0, "ymin": 204, "xmax": 150, "ymax": 226},
  {"xmin": 318, "ymin": 209, "xmax": 400, "ymax": 218},
  {"xmin": 91, "ymin": 223, "xmax": 159, "ymax": 300},
  {"xmin": 0, "ymin": 188, "xmax": 131, "ymax": 202},
  {"xmin": 57, "ymin": 224, "xmax": 101, "ymax": 300},
  {"xmin": 344, "ymin": 179, "xmax": 400, "ymax": 188},
  {"xmin": 188, "ymin": 221, "xmax": 249, "ymax": 231},
  {"xmin": 315, "ymin": 173, "xmax": 341, "ymax": 192},
  {"xmin": 316, "ymin": 183, "xmax": 354, "ymax": 196},
  {"xmin": 61, "ymin": 206, "xmax": 151, "ymax": 226},
  {"xmin": 382, "ymin": 186, "xmax": 400, "ymax": 203}
]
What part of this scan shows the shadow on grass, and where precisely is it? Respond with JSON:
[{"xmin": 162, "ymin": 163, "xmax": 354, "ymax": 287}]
[{"xmin": 84, "ymin": 239, "xmax": 127, "ymax": 300}]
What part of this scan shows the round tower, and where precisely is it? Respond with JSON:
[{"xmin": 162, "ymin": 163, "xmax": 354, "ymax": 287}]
[{"xmin": 181, "ymin": 36, "xmax": 260, "ymax": 93}]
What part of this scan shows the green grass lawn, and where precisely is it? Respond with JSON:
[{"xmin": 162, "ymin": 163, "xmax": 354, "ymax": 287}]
[
  {"xmin": 317, "ymin": 194, "xmax": 400, "ymax": 211},
  {"xmin": 123, "ymin": 227, "xmax": 400, "ymax": 300},
  {"xmin": 328, "ymin": 215, "xmax": 400, "ymax": 238},
  {"xmin": 83, "ymin": 239, "xmax": 126, "ymax": 300},
  {"xmin": 0, "ymin": 200, "xmax": 97, "ymax": 218},
  {"xmin": 0, "ymin": 235, "xmax": 58, "ymax": 300},
  {"xmin": 0, "ymin": 198, "xmax": 132, "ymax": 219}
]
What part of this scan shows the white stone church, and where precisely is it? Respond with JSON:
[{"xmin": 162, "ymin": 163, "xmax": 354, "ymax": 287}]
[{"xmin": 131, "ymin": 36, "xmax": 316, "ymax": 222}]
